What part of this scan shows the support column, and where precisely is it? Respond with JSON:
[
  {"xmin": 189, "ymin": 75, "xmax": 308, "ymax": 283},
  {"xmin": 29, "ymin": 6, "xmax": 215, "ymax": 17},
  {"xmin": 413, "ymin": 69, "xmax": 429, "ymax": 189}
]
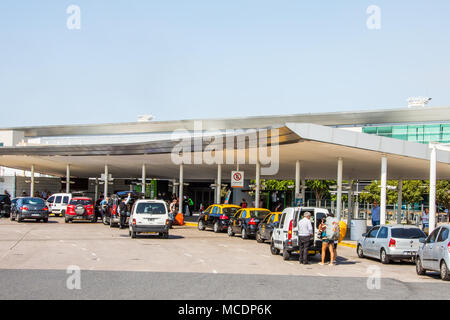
[
  {"xmin": 104, "ymin": 164, "xmax": 109, "ymax": 198},
  {"xmin": 94, "ymin": 178, "xmax": 99, "ymax": 201},
  {"xmin": 295, "ymin": 160, "xmax": 301, "ymax": 200},
  {"xmin": 172, "ymin": 179, "xmax": 177, "ymax": 196},
  {"xmin": 179, "ymin": 164, "xmax": 184, "ymax": 214},
  {"xmin": 30, "ymin": 164, "xmax": 35, "ymax": 197},
  {"xmin": 66, "ymin": 164, "xmax": 71, "ymax": 193},
  {"xmin": 429, "ymin": 145, "xmax": 437, "ymax": 233},
  {"xmin": 301, "ymin": 179, "xmax": 306, "ymax": 204},
  {"xmin": 397, "ymin": 179, "xmax": 403, "ymax": 224},
  {"xmin": 141, "ymin": 164, "xmax": 146, "ymax": 197},
  {"xmin": 336, "ymin": 158, "xmax": 343, "ymax": 220},
  {"xmin": 255, "ymin": 162, "xmax": 261, "ymax": 208},
  {"xmin": 217, "ymin": 164, "xmax": 222, "ymax": 204},
  {"xmin": 380, "ymin": 156, "xmax": 387, "ymax": 225},
  {"xmin": 347, "ymin": 180, "xmax": 353, "ymax": 227}
]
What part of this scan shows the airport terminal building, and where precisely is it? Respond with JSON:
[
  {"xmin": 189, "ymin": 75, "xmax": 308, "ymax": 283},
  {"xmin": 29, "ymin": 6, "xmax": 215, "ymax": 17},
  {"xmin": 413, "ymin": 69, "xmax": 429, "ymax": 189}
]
[{"xmin": 0, "ymin": 105, "xmax": 449, "ymax": 229}]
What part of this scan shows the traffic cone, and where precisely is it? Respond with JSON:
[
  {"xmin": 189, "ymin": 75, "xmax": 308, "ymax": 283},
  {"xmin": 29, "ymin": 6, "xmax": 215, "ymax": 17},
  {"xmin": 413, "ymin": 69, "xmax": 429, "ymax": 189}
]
[{"xmin": 175, "ymin": 212, "xmax": 184, "ymax": 226}]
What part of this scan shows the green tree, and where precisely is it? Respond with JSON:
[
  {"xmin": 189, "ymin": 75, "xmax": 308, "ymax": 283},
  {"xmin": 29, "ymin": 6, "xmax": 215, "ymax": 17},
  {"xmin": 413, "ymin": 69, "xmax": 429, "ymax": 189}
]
[
  {"xmin": 305, "ymin": 180, "xmax": 335, "ymax": 201},
  {"xmin": 436, "ymin": 180, "xmax": 450, "ymax": 221}
]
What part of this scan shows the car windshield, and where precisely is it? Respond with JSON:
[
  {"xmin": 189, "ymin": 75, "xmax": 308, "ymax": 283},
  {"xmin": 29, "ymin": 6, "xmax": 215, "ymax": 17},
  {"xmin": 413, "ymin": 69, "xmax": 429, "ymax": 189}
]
[
  {"xmin": 22, "ymin": 198, "xmax": 45, "ymax": 206},
  {"xmin": 249, "ymin": 210, "xmax": 270, "ymax": 219},
  {"xmin": 135, "ymin": 203, "xmax": 166, "ymax": 214},
  {"xmin": 391, "ymin": 228, "xmax": 426, "ymax": 239},
  {"xmin": 70, "ymin": 199, "xmax": 92, "ymax": 206},
  {"xmin": 222, "ymin": 207, "xmax": 240, "ymax": 216}
]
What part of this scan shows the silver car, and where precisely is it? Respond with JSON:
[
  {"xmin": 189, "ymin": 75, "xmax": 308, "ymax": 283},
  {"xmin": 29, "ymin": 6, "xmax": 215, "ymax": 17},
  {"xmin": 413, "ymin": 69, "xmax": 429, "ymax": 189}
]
[
  {"xmin": 416, "ymin": 224, "xmax": 450, "ymax": 281},
  {"xmin": 357, "ymin": 225, "xmax": 426, "ymax": 264}
]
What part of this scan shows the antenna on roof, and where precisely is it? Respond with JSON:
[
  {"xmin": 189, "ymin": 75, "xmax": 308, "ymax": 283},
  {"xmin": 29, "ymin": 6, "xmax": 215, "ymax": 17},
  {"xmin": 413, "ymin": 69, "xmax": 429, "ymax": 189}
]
[{"xmin": 407, "ymin": 97, "xmax": 432, "ymax": 108}]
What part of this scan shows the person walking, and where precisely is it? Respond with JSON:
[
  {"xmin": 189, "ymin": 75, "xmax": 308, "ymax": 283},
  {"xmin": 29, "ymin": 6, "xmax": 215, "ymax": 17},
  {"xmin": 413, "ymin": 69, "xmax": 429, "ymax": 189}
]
[
  {"xmin": 371, "ymin": 201, "xmax": 380, "ymax": 226},
  {"xmin": 298, "ymin": 211, "xmax": 313, "ymax": 265}
]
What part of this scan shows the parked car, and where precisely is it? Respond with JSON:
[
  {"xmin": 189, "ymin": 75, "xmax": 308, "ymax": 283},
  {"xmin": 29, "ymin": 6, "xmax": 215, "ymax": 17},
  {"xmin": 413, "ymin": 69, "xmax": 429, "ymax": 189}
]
[
  {"xmin": 46, "ymin": 193, "xmax": 72, "ymax": 216},
  {"xmin": 256, "ymin": 212, "xmax": 282, "ymax": 243},
  {"xmin": 10, "ymin": 197, "xmax": 49, "ymax": 223},
  {"xmin": 0, "ymin": 194, "xmax": 11, "ymax": 218},
  {"xmin": 227, "ymin": 208, "xmax": 271, "ymax": 239},
  {"xmin": 65, "ymin": 197, "xmax": 96, "ymax": 223},
  {"xmin": 357, "ymin": 225, "xmax": 426, "ymax": 264},
  {"xmin": 270, "ymin": 207, "xmax": 329, "ymax": 260},
  {"xmin": 416, "ymin": 224, "xmax": 450, "ymax": 281},
  {"xmin": 129, "ymin": 199, "xmax": 170, "ymax": 239},
  {"xmin": 198, "ymin": 204, "xmax": 241, "ymax": 233}
]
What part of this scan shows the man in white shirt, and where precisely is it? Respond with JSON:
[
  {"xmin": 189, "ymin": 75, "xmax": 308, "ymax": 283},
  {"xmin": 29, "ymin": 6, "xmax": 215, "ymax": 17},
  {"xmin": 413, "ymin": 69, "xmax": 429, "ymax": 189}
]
[{"xmin": 298, "ymin": 211, "xmax": 313, "ymax": 265}]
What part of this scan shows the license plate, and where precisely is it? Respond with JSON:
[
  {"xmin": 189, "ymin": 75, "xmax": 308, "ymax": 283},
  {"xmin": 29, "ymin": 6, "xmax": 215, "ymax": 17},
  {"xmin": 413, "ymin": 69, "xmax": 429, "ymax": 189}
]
[
  {"xmin": 75, "ymin": 216, "xmax": 84, "ymax": 219},
  {"xmin": 32, "ymin": 214, "xmax": 41, "ymax": 217},
  {"xmin": 403, "ymin": 251, "xmax": 415, "ymax": 255}
]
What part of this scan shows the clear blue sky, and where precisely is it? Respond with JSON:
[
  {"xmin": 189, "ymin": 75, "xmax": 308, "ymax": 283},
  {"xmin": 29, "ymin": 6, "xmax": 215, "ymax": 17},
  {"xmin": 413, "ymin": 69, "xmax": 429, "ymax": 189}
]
[{"xmin": 1, "ymin": 1, "xmax": 449, "ymax": 127}]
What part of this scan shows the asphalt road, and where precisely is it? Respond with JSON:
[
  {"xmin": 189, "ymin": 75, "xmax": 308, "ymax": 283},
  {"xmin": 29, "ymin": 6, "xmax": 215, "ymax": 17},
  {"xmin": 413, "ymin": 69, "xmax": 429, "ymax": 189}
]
[{"xmin": 0, "ymin": 217, "xmax": 448, "ymax": 300}]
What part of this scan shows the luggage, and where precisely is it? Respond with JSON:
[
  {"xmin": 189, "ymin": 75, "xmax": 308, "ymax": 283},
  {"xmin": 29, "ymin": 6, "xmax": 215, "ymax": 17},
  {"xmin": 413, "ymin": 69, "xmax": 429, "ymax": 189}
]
[{"xmin": 325, "ymin": 216, "xmax": 340, "ymax": 241}]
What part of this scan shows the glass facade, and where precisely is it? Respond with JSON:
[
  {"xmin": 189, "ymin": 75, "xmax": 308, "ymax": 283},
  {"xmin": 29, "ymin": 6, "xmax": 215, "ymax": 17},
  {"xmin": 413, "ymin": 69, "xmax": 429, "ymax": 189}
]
[{"xmin": 363, "ymin": 124, "xmax": 450, "ymax": 144}]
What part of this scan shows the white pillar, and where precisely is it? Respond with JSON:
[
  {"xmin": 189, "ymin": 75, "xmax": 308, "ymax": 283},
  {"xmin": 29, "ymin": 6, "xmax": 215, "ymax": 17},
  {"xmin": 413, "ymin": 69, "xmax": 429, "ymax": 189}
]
[
  {"xmin": 336, "ymin": 158, "xmax": 343, "ymax": 220},
  {"xmin": 172, "ymin": 179, "xmax": 177, "ymax": 196},
  {"xmin": 429, "ymin": 145, "xmax": 437, "ymax": 233},
  {"xmin": 397, "ymin": 179, "xmax": 403, "ymax": 224},
  {"xmin": 301, "ymin": 179, "xmax": 306, "ymax": 204},
  {"xmin": 347, "ymin": 180, "xmax": 353, "ymax": 226},
  {"xmin": 255, "ymin": 162, "xmax": 261, "ymax": 208},
  {"xmin": 66, "ymin": 164, "xmax": 71, "ymax": 193},
  {"xmin": 30, "ymin": 164, "xmax": 35, "ymax": 196},
  {"xmin": 141, "ymin": 164, "xmax": 146, "ymax": 197},
  {"xmin": 179, "ymin": 163, "xmax": 184, "ymax": 214},
  {"xmin": 380, "ymin": 156, "xmax": 387, "ymax": 225},
  {"xmin": 104, "ymin": 164, "xmax": 109, "ymax": 197},
  {"xmin": 295, "ymin": 160, "xmax": 301, "ymax": 198},
  {"xmin": 217, "ymin": 164, "xmax": 222, "ymax": 204},
  {"xmin": 94, "ymin": 178, "xmax": 99, "ymax": 201}
]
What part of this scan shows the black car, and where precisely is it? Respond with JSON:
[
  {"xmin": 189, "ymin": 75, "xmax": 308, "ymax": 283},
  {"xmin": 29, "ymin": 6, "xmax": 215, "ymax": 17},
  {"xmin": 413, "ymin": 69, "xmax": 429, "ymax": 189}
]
[
  {"xmin": 0, "ymin": 194, "xmax": 11, "ymax": 218},
  {"xmin": 197, "ymin": 204, "xmax": 241, "ymax": 233},
  {"xmin": 10, "ymin": 197, "xmax": 49, "ymax": 223},
  {"xmin": 227, "ymin": 208, "xmax": 271, "ymax": 239},
  {"xmin": 256, "ymin": 212, "xmax": 282, "ymax": 243}
]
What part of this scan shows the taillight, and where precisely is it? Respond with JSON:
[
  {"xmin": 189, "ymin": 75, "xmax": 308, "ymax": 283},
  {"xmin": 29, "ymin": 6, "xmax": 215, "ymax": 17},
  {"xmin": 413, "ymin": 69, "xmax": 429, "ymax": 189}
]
[
  {"xmin": 288, "ymin": 220, "xmax": 293, "ymax": 240},
  {"xmin": 43, "ymin": 207, "xmax": 48, "ymax": 211},
  {"xmin": 132, "ymin": 219, "xmax": 136, "ymax": 225},
  {"xmin": 165, "ymin": 219, "xmax": 169, "ymax": 225},
  {"xmin": 20, "ymin": 207, "xmax": 28, "ymax": 211},
  {"xmin": 389, "ymin": 238, "xmax": 396, "ymax": 247},
  {"xmin": 249, "ymin": 218, "xmax": 256, "ymax": 225},
  {"xmin": 447, "ymin": 242, "xmax": 450, "ymax": 255},
  {"xmin": 220, "ymin": 214, "xmax": 229, "ymax": 220}
]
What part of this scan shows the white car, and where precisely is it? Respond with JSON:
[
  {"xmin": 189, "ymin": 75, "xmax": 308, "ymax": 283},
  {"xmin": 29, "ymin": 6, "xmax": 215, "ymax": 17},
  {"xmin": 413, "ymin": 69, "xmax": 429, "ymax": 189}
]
[
  {"xmin": 271, "ymin": 207, "xmax": 329, "ymax": 260},
  {"xmin": 129, "ymin": 200, "xmax": 170, "ymax": 239},
  {"xmin": 416, "ymin": 224, "xmax": 450, "ymax": 281},
  {"xmin": 46, "ymin": 193, "xmax": 72, "ymax": 216}
]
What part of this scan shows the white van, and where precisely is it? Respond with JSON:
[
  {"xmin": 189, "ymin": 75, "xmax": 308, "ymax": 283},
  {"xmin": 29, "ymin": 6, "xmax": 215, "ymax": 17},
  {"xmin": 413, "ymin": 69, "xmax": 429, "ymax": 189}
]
[
  {"xmin": 270, "ymin": 207, "xmax": 329, "ymax": 260},
  {"xmin": 46, "ymin": 193, "xmax": 72, "ymax": 216},
  {"xmin": 129, "ymin": 199, "xmax": 170, "ymax": 239}
]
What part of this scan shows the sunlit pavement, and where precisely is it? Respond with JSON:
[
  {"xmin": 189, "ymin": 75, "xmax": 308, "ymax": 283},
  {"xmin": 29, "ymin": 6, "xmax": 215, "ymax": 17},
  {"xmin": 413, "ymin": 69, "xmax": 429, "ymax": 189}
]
[{"xmin": 0, "ymin": 217, "xmax": 448, "ymax": 299}]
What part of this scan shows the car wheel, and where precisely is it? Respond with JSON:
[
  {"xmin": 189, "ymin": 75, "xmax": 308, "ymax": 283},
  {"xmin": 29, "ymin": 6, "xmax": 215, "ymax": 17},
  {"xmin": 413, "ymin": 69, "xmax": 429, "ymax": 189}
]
[
  {"xmin": 283, "ymin": 246, "xmax": 291, "ymax": 261},
  {"xmin": 440, "ymin": 261, "xmax": 450, "ymax": 281},
  {"xmin": 256, "ymin": 231, "xmax": 264, "ymax": 243},
  {"xmin": 61, "ymin": 210, "xmax": 65, "ymax": 218},
  {"xmin": 380, "ymin": 249, "xmax": 390, "ymax": 264},
  {"xmin": 227, "ymin": 225, "xmax": 234, "ymax": 237},
  {"xmin": 198, "ymin": 220, "xmax": 205, "ymax": 231},
  {"xmin": 10, "ymin": 213, "xmax": 15, "ymax": 221},
  {"xmin": 416, "ymin": 257, "xmax": 426, "ymax": 275},
  {"xmin": 270, "ymin": 241, "xmax": 280, "ymax": 255},
  {"xmin": 162, "ymin": 232, "xmax": 169, "ymax": 239},
  {"xmin": 131, "ymin": 231, "xmax": 136, "ymax": 238},
  {"xmin": 65, "ymin": 216, "xmax": 70, "ymax": 223},
  {"xmin": 241, "ymin": 227, "xmax": 248, "ymax": 239},
  {"xmin": 357, "ymin": 244, "xmax": 365, "ymax": 258},
  {"xmin": 213, "ymin": 221, "xmax": 220, "ymax": 233},
  {"xmin": 17, "ymin": 215, "xmax": 22, "ymax": 223}
]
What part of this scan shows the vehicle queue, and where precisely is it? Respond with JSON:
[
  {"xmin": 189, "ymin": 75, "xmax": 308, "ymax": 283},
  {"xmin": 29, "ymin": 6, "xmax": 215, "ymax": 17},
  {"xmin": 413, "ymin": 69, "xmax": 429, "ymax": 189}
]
[{"xmin": 1, "ymin": 191, "xmax": 449, "ymax": 282}]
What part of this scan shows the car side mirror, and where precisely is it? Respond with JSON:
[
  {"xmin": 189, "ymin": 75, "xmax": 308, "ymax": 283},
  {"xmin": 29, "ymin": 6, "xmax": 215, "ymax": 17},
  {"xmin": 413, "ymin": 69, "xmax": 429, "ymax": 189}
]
[
  {"xmin": 419, "ymin": 238, "xmax": 425, "ymax": 243},
  {"xmin": 362, "ymin": 233, "xmax": 367, "ymax": 237}
]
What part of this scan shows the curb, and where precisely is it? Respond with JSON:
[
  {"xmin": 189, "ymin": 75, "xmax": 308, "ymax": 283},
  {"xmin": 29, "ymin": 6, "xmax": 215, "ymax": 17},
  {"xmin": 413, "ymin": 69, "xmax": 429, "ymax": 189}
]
[
  {"xmin": 184, "ymin": 222, "xmax": 198, "ymax": 227},
  {"xmin": 338, "ymin": 242, "xmax": 357, "ymax": 249}
]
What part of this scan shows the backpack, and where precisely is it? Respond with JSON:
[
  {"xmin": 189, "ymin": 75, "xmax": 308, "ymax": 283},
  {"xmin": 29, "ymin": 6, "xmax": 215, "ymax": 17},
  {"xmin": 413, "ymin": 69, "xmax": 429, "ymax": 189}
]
[{"xmin": 325, "ymin": 216, "xmax": 340, "ymax": 241}]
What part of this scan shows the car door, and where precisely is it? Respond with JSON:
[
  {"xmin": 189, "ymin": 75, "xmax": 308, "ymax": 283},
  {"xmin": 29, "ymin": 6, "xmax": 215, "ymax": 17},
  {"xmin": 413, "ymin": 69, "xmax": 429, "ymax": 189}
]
[
  {"xmin": 265, "ymin": 214, "xmax": 276, "ymax": 239},
  {"xmin": 239, "ymin": 210, "xmax": 247, "ymax": 232},
  {"xmin": 46, "ymin": 196, "xmax": 55, "ymax": 213},
  {"xmin": 364, "ymin": 226, "xmax": 380, "ymax": 257},
  {"xmin": 54, "ymin": 196, "xmax": 62, "ymax": 212},
  {"xmin": 202, "ymin": 205, "xmax": 212, "ymax": 223},
  {"xmin": 422, "ymin": 227, "xmax": 441, "ymax": 270},
  {"xmin": 231, "ymin": 210, "xmax": 242, "ymax": 233},
  {"xmin": 374, "ymin": 226, "xmax": 389, "ymax": 257},
  {"xmin": 208, "ymin": 206, "xmax": 219, "ymax": 226},
  {"xmin": 273, "ymin": 211, "xmax": 287, "ymax": 249},
  {"xmin": 434, "ymin": 227, "xmax": 449, "ymax": 270}
]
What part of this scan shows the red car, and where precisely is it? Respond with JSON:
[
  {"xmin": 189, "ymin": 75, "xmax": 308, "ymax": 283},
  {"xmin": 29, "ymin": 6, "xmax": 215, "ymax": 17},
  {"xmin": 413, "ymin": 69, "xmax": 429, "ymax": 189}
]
[{"xmin": 65, "ymin": 197, "xmax": 96, "ymax": 223}]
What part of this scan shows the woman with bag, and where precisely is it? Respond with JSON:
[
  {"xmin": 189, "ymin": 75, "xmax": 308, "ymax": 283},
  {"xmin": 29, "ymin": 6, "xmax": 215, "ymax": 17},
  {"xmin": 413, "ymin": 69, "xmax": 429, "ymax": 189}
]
[{"xmin": 318, "ymin": 218, "xmax": 336, "ymax": 266}]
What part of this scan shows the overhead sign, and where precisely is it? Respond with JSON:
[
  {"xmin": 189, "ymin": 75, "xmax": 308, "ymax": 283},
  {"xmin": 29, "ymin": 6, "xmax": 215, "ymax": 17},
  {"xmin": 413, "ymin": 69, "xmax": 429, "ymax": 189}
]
[{"xmin": 231, "ymin": 171, "xmax": 244, "ymax": 188}]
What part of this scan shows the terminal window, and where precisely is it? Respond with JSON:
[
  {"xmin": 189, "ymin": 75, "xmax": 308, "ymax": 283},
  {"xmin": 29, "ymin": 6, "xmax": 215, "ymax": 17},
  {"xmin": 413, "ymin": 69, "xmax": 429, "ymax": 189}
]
[{"xmin": 363, "ymin": 124, "xmax": 450, "ymax": 144}]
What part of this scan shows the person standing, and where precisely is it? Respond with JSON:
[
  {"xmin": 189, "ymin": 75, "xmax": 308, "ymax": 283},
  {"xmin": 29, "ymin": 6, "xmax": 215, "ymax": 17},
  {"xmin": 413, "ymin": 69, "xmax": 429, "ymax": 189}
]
[
  {"xmin": 422, "ymin": 207, "xmax": 429, "ymax": 231},
  {"xmin": 118, "ymin": 197, "xmax": 128, "ymax": 229},
  {"xmin": 371, "ymin": 201, "xmax": 380, "ymax": 226},
  {"xmin": 168, "ymin": 198, "xmax": 177, "ymax": 228},
  {"xmin": 240, "ymin": 199, "xmax": 248, "ymax": 208},
  {"xmin": 298, "ymin": 211, "xmax": 313, "ymax": 265}
]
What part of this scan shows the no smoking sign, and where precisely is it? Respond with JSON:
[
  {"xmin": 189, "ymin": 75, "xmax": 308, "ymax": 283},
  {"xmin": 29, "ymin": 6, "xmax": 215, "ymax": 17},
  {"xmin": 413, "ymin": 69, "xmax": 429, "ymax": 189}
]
[{"xmin": 231, "ymin": 171, "xmax": 244, "ymax": 188}]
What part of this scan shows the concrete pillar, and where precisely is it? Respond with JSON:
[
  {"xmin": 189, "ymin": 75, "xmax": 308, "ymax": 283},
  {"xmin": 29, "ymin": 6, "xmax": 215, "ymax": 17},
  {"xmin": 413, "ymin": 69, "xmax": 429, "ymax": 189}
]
[
  {"xmin": 104, "ymin": 164, "xmax": 109, "ymax": 198},
  {"xmin": 30, "ymin": 164, "xmax": 35, "ymax": 196},
  {"xmin": 429, "ymin": 145, "xmax": 437, "ymax": 233},
  {"xmin": 397, "ymin": 179, "xmax": 403, "ymax": 224},
  {"xmin": 179, "ymin": 163, "xmax": 184, "ymax": 214},
  {"xmin": 217, "ymin": 164, "xmax": 222, "ymax": 204},
  {"xmin": 255, "ymin": 162, "xmax": 261, "ymax": 208},
  {"xmin": 347, "ymin": 180, "xmax": 353, "ymax": 227},
  {"xmin": 380, "ymin": 156, "xmax": 387, "ymax": 225},
  {"xmin": 301, "ymin": 179, "xmax": 306, "ymax": 204},
  {"xmin": 66, "ymin": 164, "xmax": 70, "ymax": 193},
  {"xmin": 295, "ymin": 160, "xmax": 301, "ymax": 198},
  {"xmin": 336, "ymin": 158, "xmax": 343, "ymax": 220},
  {"xmin": 94, "ymin": 178, "xmax": 99, "ymax": 201},
  {"xmin": 141, "ymin": 164, "xmax": 146, "ymax": 197},
  {"xmin": 172, "ymin": 179, "xmax": 177, "ymax": 196}
]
